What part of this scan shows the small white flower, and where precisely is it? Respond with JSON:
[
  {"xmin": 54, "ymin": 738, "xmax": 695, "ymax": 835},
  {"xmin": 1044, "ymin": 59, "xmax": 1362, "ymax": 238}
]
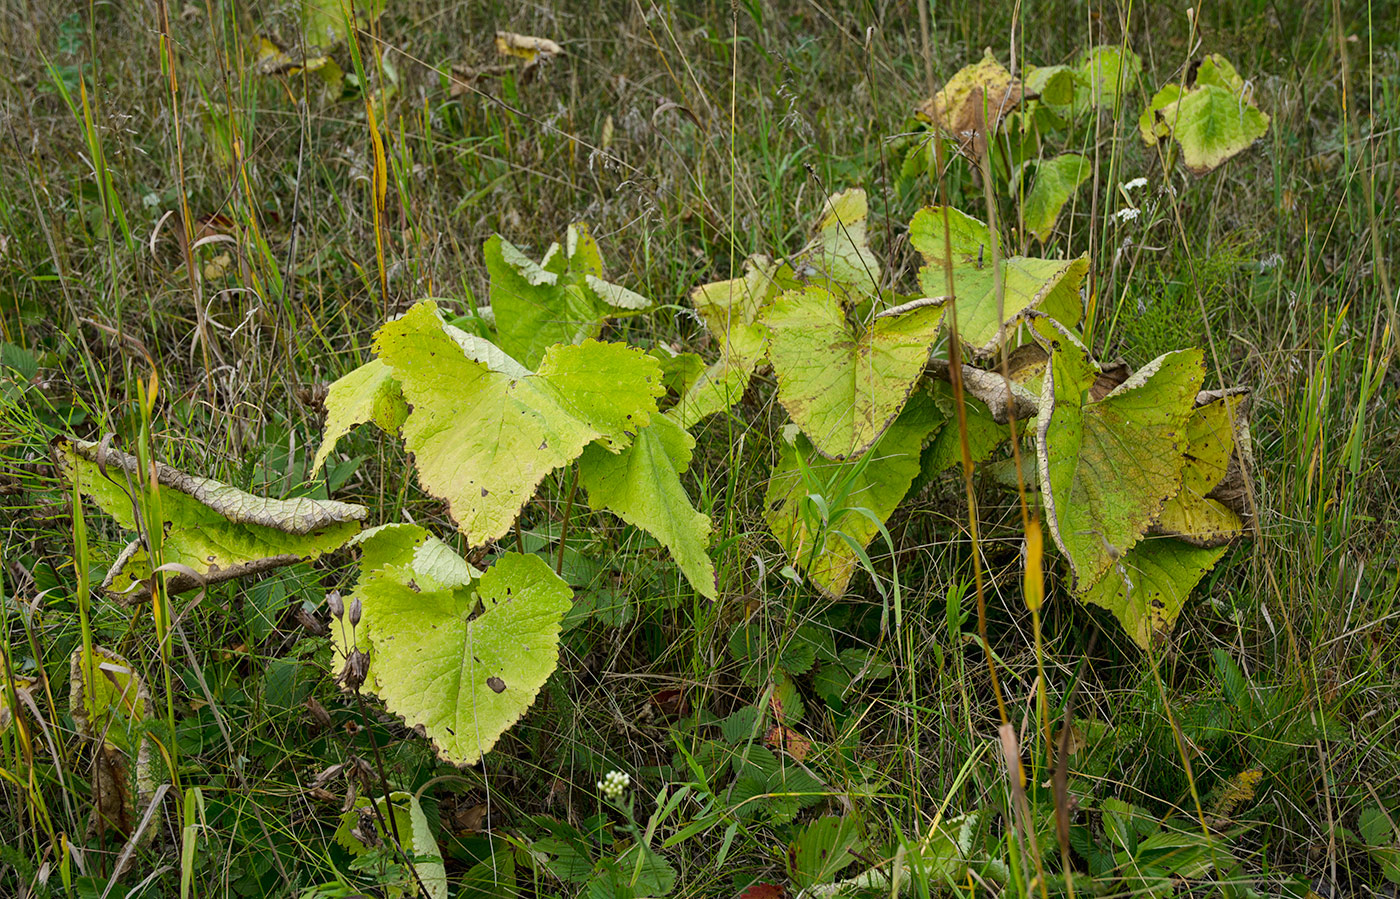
[
  {"xmin": 1121, "ymin": 177, "xmax": 1149, "ymax": 193},
  {"xmin": 597, "ymin": 770, "xmax": 630, "ymax": 801},
  {"xmin": 1113, "ymin": 207, "xmax": 1141, "ymax": 223}
]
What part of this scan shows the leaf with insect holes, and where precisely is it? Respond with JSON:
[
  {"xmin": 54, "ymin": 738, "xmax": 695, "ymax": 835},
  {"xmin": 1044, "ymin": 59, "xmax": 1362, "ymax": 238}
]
[
  {"xmin": 487, "ymin": 226, "xmax": 652, "ymax": 369},
  {"xmin": 353, "ymin": 552, "xmax": 571, "ymax": 766},
  {"xmin": 373, "ymin": 301, "xmax": 662, "ymax": 546},
  {"xmin": 70, "ymin": 646, "xmax": 159, "ymax": 843},
  {"xmin": 1154, "ymin": 390, "xmax": 1248, "ymax": 547},
  {"xmin": 335, "ymin": 790, "xmax": 446, "ymax": 899},
  {"xmin": 1034, "ymin": 318, "xmax": 1203, "ymax": 592},
  {"xmin": 1022, "ymin": 154, "xmax": 1091, "ymax": 242},
  {"xmin": 313, "ymin": 358, "xmax": 407, "ymax": 473},
  {"xmin": 910, "ymin": 206, "xmax": 1088, "ymax": 355},
  {"xmin": 916, "ymin": 49, "xmax": 1026, "ymax": 146},
  {"xmin": 764, "ymin": 285, "xmax": 945, "ymax": 459},
  {"xmin": 795, "ymin": 188, "xmax": 881, "ymax": 297},
  {"xmin": 766, "ymin": 392, "xmax": 943, "ymax": 598},
  {"xmin": 578, "ymin": 413, "xmax": 716, "ymax": 598},
  {"xmin": 331, "ymin": 523, "xmax": 482, "ymax": 691},
  {"xmin": 1139, "ymin": 55, "xmax": 1269, "ymax": 174},
  {"xmin": 57, "ymin": 439, "xmax": 366, "ymax": 600}
]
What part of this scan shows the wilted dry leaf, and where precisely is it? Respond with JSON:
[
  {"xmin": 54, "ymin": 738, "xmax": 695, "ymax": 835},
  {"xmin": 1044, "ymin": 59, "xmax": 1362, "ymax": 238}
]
[
  {"xmin": 765, "ymin": 724, "xmax": 812, "ymax": 761},
  {"xmin": 917, "ymin": 49, "xmax": 1027, "ymax": 153},
  {"xmin": 494, "ymin": 32, "xmax": 563, "ymax": 64}
]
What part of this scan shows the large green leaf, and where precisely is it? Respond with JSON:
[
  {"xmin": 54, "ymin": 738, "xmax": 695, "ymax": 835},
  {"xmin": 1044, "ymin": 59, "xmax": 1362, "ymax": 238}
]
[
  {"xmin": 766, "ymin": 392, "xmax": 943, "ymax": 598},
  {"xmin": 764, "ymin": 286, "xmax": 946, "ymax": 459},
  {"xmin": 579, "ymin": 413, "xmax": 716, "ymax": 598},
  {"xmin": 488, "ymin": 225, "xmax": 653, "ymax": 368},
  {"xmin": 910, "ymin": 207, "xmax": 1088, "ymax": 355},
  {"xmin": 58, "ymin": 439, "xmax": 366, "ymax": 599},
  {"xmin": 1021, "ymin": 154, "xmax": 1091, "ymax": 242},
  {"xmin": 313, "ymin": 358, "xmax": 407, "ymax": 473},
  {"xmin": 1082, "ymin": 538, "xmax": 1227, "ymax": 648},
  {"xmin": 335, "ymin": 790, "xmax": 447, "ymax": 899},
  {"xmin": 1074, "ymin": 45, "xmax": 1142, "ymax": 111},
  {"xmin": 353, "ymin": 551, "xmax": 572, "ymax": 765},
  {"xmin": 1034, "ymin": 320, "xmax": 1203, "ymax": 590},
  {"xmin": 1139, "ymin": 55, "xmax": 1269, "ymax": 174},
  {"xmin": 373, "ymin": 300, "xmax": 662, "ymax": 545},
  {"xmin": 1154, "ymin": 390, "xmax": 1248, "ymax": 546}
]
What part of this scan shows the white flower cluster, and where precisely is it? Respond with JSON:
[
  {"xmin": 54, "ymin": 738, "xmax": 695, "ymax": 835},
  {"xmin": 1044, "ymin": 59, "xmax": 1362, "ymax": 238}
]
[
  {"xmin": 597, "ymin": 770, "xmax": 630, "ymax": 801},
  {"xmin": 1122, "ymin": 177, "xmax": 1149, "ymax": 193},
  {"xmin": 1114, "ymin": 207, "xmax": 1142, "ymax": 223}
]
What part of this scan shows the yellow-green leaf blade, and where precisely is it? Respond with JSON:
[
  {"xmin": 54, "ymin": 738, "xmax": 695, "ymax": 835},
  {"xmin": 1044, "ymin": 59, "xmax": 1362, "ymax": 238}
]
[
  {"xmin": 360, "ymin": 552, "xmax": 572, "ymax": 766},
  {"xmin": 1083, "ymin": 539, "xmax": 1228, "ymax": 648},
  {"xmin": 579, "ymin": 414, "xmax": 716, "ymax": 599},
  {"xmin": 1035, "ymin": 323, "xmax": 1203, "ymax": 590},
  {"xmin": 373, "ymin": 301, "xmax": 661, "ymax": 545},
  {"xmin": 765, "ymin": 286, "xmax": 945, "ymax": 459},
  {"xmin": 313, "ymin": 358, "xmax": 406, "ymax": 473}
]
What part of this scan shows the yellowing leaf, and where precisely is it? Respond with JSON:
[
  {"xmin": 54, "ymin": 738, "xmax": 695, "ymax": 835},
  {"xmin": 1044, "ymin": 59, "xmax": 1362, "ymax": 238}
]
[
  {"xmin": 1081, "ymin": 538, "xmax": 1227, "ymax": 648},
  {"xmin": 58, "ymin": 440, "xmax": 366, "ymax": 599},
  {"xmin": 1154, "ymin": 390, "xmax": 1249, "ymax": 546},
  {"xmin": 672, "ymin": 322, "xmax": 766, "ymax": 429},
  {"xmin": 910, "ymin": 206, "xmax": 1088, "ymax": 355},
  {"xmin": 70, "ymin": 646, "xmax": 159, "ymax": 843},
  {"xmin": 1139, "ymin": 54, "xmax": 1269, "ymax": 174},
  {"xmin": 494, "ymin": 32, "xmax": 563, "ymax": 64},
  {"xmin": 579, "ymin": 413, "xmax": 716, "ymax": 598},
  {"xmin": 688, "ymin": 253, "xmax": 793, "ymax": 345},
  {"xmin": 372, "ymin": 301, "xmax": 662, "ymax": 545},
  {"xmin": 353, "ymin": 552, "xmax": 572, "ymax": 765},
  {"xmin": 313, "ymin": 358, "xmax": 407, "ymax": 473},
  {"xmin": 764, "ymin": 286, "xmax": 946, "ymax": 459},
  {"xmin": 917, "ymin": 49, "xmax": 1026, "ymax": 148},
  {"xmin": 796, "ymin": 188, "xmax": 881, "ymax": 297},
  {"xmin": 1034, "ymin": 319, "xmax": 1203, "ymax": 591}
]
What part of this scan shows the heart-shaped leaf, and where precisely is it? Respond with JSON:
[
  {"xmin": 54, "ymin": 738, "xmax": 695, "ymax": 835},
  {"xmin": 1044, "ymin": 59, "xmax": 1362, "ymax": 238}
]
[
  {"xmin": 348, "ymin": 551, "xmax": 572, "ymax": 766},
  {"xmin": 1139, "ymin": 54, "xmax": 1269, "ymax": 174},
  {"xmin": 1034, "ymin": 319, "xmax": 1203, "ymax": 590},
  {"xmin": 765, "ymin": 287, "xmax": 946, "ymax": 459},
  {"xmin": 911, "ymin": 206, "xmax": 1088, "ymax": 355}
]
